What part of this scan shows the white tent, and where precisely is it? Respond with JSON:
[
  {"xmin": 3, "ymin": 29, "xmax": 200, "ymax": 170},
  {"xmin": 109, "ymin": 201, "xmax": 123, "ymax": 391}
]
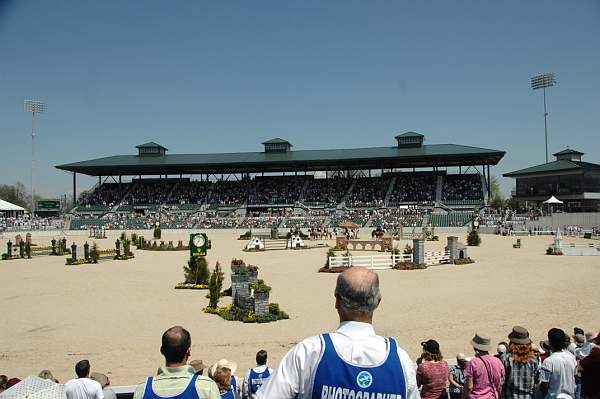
[
  {"xmin": 0, "ymin": 199, "xmax": 25, "ymax": 218},
  {"xmin": 543, "ymin": 196, "xmax": 564, "ymax": 204}
]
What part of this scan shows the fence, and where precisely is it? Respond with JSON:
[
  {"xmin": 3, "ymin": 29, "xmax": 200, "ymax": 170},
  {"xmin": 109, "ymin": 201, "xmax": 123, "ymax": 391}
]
[
  {"xmin": 328, "ymin": 254, "xmax": 412, "ymax": 270},
  {"xmin": 424, "ymin": 250, "xmax": 452, "ymax": 265},
  {"xmin": 328, "ymin": 250, "xmax": 452, "ymax": 269}
]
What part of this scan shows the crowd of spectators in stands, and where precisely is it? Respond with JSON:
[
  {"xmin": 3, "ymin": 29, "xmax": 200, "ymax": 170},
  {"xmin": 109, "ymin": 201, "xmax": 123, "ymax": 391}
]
[
  {"xmin": 248, "ymin": 177, "xmax": 304, "ymax": 205},
  {"xmin": 210, "ymin": 181, "xmax": 250, "ymax": 206},
  {"xmin": 79, "ymin": 183, "xmax": 124, "ymax": 208},
  {"xmin": 371, "ymin": 207, "xmax": 430, "ymax": 232},
  {"xmin": 167, "ymin": 181, "xmax": 210, "ymax": 205},
  {"xmin": 303, "ymin": 177, "xmax": 351, "ymax": 206},
  {"xmin": 0, "ymin": 215, "xmax": 64, "ymax": 231},
  {"xmin": 442, "ymin": 174, "xmax": 484, "ymax": 202},
  {"xmin": 389, "ymin": 174, "xmax": 435, "ymax": 205},
  {"xmin": 125, "ymin": 181, "xmax": 175, "ymax": 205},
  {"xmin": 346, "ymin": 177, "xmax": 389, "ymax": 208}
]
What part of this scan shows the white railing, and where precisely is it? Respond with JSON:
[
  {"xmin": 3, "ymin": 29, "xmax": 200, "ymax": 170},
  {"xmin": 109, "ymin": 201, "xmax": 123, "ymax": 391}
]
[
  {"xmin": 424, "ymin": 250, "xmax": 451, "ymax": 265},
  {"xmin": 328, "ymin": 254, "xmax": 412, "ymax": 270}
]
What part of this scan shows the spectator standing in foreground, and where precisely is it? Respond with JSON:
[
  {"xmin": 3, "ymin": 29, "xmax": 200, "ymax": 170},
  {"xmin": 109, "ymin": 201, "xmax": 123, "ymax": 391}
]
[
  {"xmin": 539, "ymin": 328, "xmax": 577, "ymax": 399},
  {"xmin": 209, "ymin": 360, "xmax": 240, "ymax": 399},
  {"xmin": 0, "ymin": 375, "xmax": 7, "ymax": 393},
  {"xmin": 417, "ymin": 339, "xmax": 449, "ymax": 399},
  {"xmin": 242, "ymin": 350, "xmax": 273, "ymax": 399},
  {"xmin": 256, "ymin": 266, "xmax": 419, "ymax": 399},
  {"xmin": 65, "ymin": 360, "xmax": 104, "ymax": 399},
  {"xmin": 90, "ymin": 372, "xmax": 117, "ymax": 399},
  {"xmin": 449, "ymin": 354, "xmax": 469, "ymax": 399},
  {"xmin": 212, "ymin": 367, "xmax": 234, "ymax": 399},
  {"xmin": 501, "ymin": 326, "xmax": 539, "ymax": 399},
  {"xmin": 463, "ymin": 333, "xmax": 505, "ymax": 399},
  {"xmin": 133, "ymin": 326, "xmax": 220, "ymax": 399},
  {"xmin": 578, "ymin": 334, "xmax": 600, "ymax": 399}
]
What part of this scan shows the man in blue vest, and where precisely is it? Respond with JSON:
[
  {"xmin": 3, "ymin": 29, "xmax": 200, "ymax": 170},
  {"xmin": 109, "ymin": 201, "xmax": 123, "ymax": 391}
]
[
  {"xmin": 133, "ymin": 326, "xmax": 220, "ymax": 399},
  {"xmin": 256, "ymin": 266, "xmax": 419, "ymax": 399},
  {"xmin": 242, "ymin": 350, "xmax": 273, "ymax": 399}
]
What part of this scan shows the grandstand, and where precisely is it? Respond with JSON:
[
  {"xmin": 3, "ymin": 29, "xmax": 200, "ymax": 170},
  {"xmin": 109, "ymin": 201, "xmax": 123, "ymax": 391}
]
[{"xmin": 56, "ymin": 134, "xmax": 505, "ymax": 230}]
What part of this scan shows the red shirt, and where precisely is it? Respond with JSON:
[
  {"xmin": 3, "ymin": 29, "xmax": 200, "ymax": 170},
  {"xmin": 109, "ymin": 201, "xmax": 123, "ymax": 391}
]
[{"xmin": 417, "ymin": 360, "xmax": 450, "ymax": 399}]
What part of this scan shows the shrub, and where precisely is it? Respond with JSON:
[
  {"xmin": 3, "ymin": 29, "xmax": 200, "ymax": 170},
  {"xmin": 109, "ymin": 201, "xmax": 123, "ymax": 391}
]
[
  {"xmin": 120, "ymin": 231, "xmax": 127, "ymax": 242},
  {"xmin": 393, "ymin": 261, "xmax": 427, "ymax": 270},
  {"xmin": 454, "ymin": 257, "xmax": 475, "ymax": 265},
  {"xmin": 153, "ymin": 224, "xmax": 161, "ymax": 240},
  {"xmin": 467, "ymin": 230, "xmax": 481, "ymax": 246},
  {"xmin": 238, "ymin": 230, "xmax": 252, "ymax": 240},
  {"xmin": 250, "ymin": 279, "xmax": 271, "ymax": 294},
  {"xmin": 90, "ymin": 243, "xmax": 100, "ymax": 263},
  {"xmin": 546, "ymin": 246, "xmax": 554, "ymax": 255},
  {"xmin": 403, "ymin": 244, "xmax": 413, "ymax": 255},
  {"xmin": 183, "ymin": 256, "xmax": 210, "ymax": 285},
  {"xmin": 131, "ymin": 233, "xmax": 138, "ymax": 243},
  {"xmin": 208, "ymin": 261, "xmax": 224, "ymax": 308},
  {"xmin": 268, "ymin": 303, "xmax": 280, "ymax": 314}
]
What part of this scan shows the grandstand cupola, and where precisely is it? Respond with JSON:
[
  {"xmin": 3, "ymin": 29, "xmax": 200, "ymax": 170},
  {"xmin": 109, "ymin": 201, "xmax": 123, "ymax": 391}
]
[
  {"xmin": 136, "ymin": 142, "xmax": 168, "ymax": 157},
  {"xmin": 395, "ymin": 132, "xmax": 424, "ymax": 148},
  {"xmin": 553, "ymin": 148, "xmax": 583, "ymax": 161},
  {"xmin": 262, "ymin": 138, "xmax": 292, "ymax": 153}
]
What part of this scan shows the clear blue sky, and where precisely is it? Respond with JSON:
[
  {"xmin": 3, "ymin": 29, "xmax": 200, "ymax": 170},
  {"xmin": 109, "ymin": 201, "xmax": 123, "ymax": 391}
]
[{"xmin": 1, "ymin": 0, "xmax": 599, "ymax": 198}]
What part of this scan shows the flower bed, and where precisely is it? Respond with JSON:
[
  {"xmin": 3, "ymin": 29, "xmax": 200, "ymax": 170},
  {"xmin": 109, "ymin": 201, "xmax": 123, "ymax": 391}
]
[
  {"xmin": 175, "ymin": 282, "xmax": 209, "ymax": 290},
  {"xmin": 393, "ymin": 261, "xmax": 427, "ymax": 270},
  {"xmin": 203, "ymin": 303, "xmax": 289, "ymax": 323},
  {"xmin": 318, "ymin": 266, "xmax": 349, "ymax": 273},
  {"xmin": 65, "ymin": 258, "xmax": 90, "ymax": 266},
  {"xmin": 454, "ymin": 257, "xmax": 475, "ymax": 265}
]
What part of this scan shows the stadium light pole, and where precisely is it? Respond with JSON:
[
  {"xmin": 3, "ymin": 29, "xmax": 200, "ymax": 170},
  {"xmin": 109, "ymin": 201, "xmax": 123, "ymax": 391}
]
[
  {"xmin": 530, "ymin": 73, "xmax": 556, "ymax": 163},
  {"xmin": 24, "ymin": 99, "xmax": 46, "ymax": 215}
]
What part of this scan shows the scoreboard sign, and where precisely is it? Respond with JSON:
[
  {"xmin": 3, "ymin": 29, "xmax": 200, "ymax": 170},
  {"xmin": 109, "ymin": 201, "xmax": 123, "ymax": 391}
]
[
  {"xmin": 37, "ymin": 199, "xmax": 60, "ymax": 209},
  {"xmin": 189, "ymin": 233, "xmax": 208, "ymax": 257}
]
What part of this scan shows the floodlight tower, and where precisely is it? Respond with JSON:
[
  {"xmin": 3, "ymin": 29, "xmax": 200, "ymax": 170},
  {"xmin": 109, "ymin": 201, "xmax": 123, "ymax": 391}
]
[
  {"xmin": 24, "ymin": 99, "xmax": 46, "ymax": 215},
  {"xmin": 530, "ymin": 73, "xmax": 556, "ymax": 163}
]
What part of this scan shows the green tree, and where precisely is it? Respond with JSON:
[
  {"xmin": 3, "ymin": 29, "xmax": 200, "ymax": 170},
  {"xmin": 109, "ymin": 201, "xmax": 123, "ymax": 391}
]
[
  {"xmin": 489, "ymin": 176, "xmax": 505, "ymax": 209},
  {"xmin": 183, "ymin": 256, "xmax": 210, "ymax": 285},
  {"xmin": 467, "ymin": 229, "xmax": 481, "ymax": 246},
  {"xmin": 208, "ymin": 261, "xmax": 224, "ymax": 308},
  {"xmin": 0, "ymin": 182, "xmax": 30, "ymax": 210}
]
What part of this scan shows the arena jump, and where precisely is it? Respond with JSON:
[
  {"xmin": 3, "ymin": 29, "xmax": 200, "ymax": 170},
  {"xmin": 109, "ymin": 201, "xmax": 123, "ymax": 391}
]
[{"xmin": 328, "ymin": 236, "xmax": 467, "ymax": 270}]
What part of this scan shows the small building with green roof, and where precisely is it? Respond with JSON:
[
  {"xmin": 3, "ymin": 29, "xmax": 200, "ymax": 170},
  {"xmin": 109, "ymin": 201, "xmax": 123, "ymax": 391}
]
[{"xmin": 504, "ymin": 148, "xmax": 600, "ymax": 211}]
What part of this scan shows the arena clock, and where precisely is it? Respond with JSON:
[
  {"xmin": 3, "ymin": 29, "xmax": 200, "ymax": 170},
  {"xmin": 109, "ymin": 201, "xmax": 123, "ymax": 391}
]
[{"xmin": 189, "ymin": 233, "xmax": 208, "ymax": 257}]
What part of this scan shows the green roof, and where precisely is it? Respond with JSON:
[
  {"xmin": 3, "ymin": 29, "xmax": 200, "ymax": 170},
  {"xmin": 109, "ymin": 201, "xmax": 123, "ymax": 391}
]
[
  {"xmin": 262, "ymin": 138, "xmax": 292, "ymax": 145},
  {"xmin": 395, "ymin": 132, "xmax": 424, "ymax": 139},
  {"xmin": 504, "ymin": 159, "xmax": 600, "ymax": 177},
  {"xmin": 136, "ymin": 142, "xmax": 167, "ymax": 149},
  {"xmin": 57, "ymin": 143, "xmax": 505, "ymax": 176},
  {"xmin": 553, "ymin": 148, "xmax": 583, "ymax": 156}
]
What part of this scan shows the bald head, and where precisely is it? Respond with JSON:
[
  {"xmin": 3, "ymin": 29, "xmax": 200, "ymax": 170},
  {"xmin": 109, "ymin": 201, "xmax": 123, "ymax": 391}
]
[
  {"xmin": 335, "ymin": 267, "xmax": 381, "ymax": 320},
  {"xmin": 160, "ymin": 326, "xmax": 191, "ymax": 365}
]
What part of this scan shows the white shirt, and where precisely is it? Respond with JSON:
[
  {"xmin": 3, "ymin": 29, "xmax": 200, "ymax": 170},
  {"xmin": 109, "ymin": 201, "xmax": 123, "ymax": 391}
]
[
  {"xmin": 255, "ymin": 321, "xmax": 419, "ymax": 399},
  {"xmin": 540, "ymin": 351, "xmax": 577, "ymax": 399},
  {"xmin": 242, "ymin": 365, "xmax": 274, "ymax": 399},
  {"xmin": 65, "ymin": 378, "xmax": 104, "ymax": 399}
]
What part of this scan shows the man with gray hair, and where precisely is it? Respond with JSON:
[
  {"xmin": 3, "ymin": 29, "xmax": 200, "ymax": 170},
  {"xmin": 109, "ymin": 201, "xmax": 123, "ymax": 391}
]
[{"xmin": 256, "ymin": 267, "xmax": 419, "ymax": 399}]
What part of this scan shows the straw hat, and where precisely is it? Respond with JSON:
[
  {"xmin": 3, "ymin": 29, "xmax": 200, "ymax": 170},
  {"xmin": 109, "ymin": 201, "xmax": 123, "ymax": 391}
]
[
  {"xmin": 189, "ymin": 360, "xmax": 206, "ymax": 373},
  {"xmin": 208, "ymin": 359, "xmax": 238, "ymax": 378},
  {"xmin": 508, "ymin": 326, "xmax": 532, "ymax": 345},
  {"xmin": 470, "ymin": 333, "xmax": 492, "ymax": 352},
  {"xmin": 90, "ymin": 372, "xmax": 110, "ymax": 388}
]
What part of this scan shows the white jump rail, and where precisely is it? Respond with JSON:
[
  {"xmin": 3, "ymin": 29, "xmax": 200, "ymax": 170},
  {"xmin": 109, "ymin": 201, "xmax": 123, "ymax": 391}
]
[
  {"xmin": 328, "ymin": 254, "xmax": 412, "ymax": 270},
  {"xmin": 424, "ymin": 250, "xmax": 452, "ymax": 265}
]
